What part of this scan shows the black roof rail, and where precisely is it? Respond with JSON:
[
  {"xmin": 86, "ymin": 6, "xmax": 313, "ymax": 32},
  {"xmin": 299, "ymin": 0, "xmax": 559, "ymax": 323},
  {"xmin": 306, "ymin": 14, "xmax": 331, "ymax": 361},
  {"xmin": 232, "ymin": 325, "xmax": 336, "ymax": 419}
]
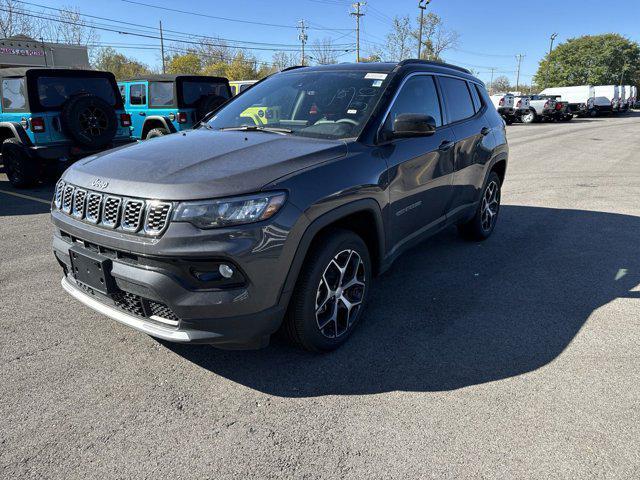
[
  {"xmin": 280, "ymin": 65, "xmax": 307, "ymax": 72},
  {"xmin": 397, "ymin": 59, "xmax": 471, "ymax": 74}
]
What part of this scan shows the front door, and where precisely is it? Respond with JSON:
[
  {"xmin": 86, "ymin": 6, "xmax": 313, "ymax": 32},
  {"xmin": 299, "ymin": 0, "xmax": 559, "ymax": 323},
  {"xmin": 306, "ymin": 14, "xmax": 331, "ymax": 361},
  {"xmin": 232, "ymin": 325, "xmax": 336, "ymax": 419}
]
[
  {"xmin": 128, "ymin": 83, "xmax": 148, "ymax": 139},
  {"xmin": 380, "ymin": 74, "xmax": 455, "ymax": 252}
]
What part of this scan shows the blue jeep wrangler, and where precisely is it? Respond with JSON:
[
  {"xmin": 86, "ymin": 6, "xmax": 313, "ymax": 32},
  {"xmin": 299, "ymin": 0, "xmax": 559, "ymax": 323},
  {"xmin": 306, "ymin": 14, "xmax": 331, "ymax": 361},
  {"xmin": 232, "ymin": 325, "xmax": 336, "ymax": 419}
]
[
  {"xmin": 0, "ymin": 68, "xmax": 134, "ymax": 187},
  {"xmin": 118, "ymin": 74, "xmax": 232, "ymax": 140}
]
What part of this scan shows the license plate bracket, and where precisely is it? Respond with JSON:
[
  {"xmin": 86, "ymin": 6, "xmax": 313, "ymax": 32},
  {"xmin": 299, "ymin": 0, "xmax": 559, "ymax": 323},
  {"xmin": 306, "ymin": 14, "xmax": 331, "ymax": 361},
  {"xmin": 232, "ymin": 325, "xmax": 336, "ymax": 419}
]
[{"xmin": 69, "ymin": 245, "xmax": 116, "ymax": 295}]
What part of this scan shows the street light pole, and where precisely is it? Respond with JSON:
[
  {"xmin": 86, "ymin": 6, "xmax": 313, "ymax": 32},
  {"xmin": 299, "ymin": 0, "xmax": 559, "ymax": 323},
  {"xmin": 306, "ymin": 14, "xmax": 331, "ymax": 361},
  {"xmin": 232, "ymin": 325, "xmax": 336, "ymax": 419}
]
[
  {"xmin": 417, "ymin": 0, "xmax": 431, "ymax": 59},
  {"xmin": 545, "ymin": 32, "xmax": 558, "ymax": 87}
]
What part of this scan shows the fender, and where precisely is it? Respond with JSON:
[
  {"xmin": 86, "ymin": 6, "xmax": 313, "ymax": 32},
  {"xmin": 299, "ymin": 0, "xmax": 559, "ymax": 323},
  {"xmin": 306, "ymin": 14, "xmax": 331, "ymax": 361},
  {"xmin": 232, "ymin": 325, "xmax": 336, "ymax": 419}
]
[
  {"xmin": 0, "ymin": 122, "xmax": 32, "ymax": 146},
  {"xmin": 278, "ymin": 198, "xmax": 386, "ymax": 306},
  {"xmin": 143, "ymin": 116, "xmax": 177, "ymax": 136}
]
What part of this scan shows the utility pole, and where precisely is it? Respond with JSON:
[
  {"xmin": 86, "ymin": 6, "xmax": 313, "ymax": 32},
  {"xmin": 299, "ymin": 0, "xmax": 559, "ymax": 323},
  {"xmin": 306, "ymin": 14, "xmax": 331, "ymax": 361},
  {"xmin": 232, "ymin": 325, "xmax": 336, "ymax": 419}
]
[
  {"xmin": 545, "ymin": 32, "xmax": 558, "ymax": 86},
  {"xmin": 159, "ymin": 20, "xmax": 166, "ymax": 74},
  {"xmin": 515, "ymin": 54, "xmax": 525, "ymax": 92},
  {"xmin": 417, "ymin": 0, "xmax": 431, "ymax": 59},
  {"xmin": 350, "ymin": 2, "xmax": 365, "ymax": 62},
  {"xmin": 489, "ymin": 67, "xmax": 496, "ymax": 94},
  {"xmin": 297, "ymin": 20, "xmax": 308, "ymax": 66}
]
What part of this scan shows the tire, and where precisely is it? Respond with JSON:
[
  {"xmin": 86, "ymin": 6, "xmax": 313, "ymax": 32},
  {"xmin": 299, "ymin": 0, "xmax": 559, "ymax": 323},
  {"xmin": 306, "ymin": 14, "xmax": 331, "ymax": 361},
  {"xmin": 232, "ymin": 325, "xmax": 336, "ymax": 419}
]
[
  {"xmin": 458, "ymin": 171, "xmax": 502, "ymax": 241},
  {"xmin": 60, "ymin": 93, "xmax": 118, "ymax": 148},
  {"xmin": 146, "ymin": 128, "xmax": 170, "ymax": 139},
  {"xmin": 284, "ymin": 229, "xmax": 372, "ymax": 352},
  {"xmin": 2, "ymin": 138, "xmax": 36, "ymax": 188},
  {"xmin": 521, "ymin": 109, "xmax": 536, "ymax": 124},
  {"xmin": 196, "ymin": 94, "xmax": 226, "ymax": 121},
  {"xmin": 561, "ymin": 115, "xmax": 573, "ymax": 122},
  {"xmin": 504, "ymin": 115, "xmax": 514, "ymax": 125}
]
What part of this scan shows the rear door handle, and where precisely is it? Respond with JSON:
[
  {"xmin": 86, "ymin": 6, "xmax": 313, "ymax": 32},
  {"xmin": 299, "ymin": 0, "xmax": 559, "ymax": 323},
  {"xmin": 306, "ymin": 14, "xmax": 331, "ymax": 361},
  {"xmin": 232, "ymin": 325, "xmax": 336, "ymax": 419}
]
[
  {"xmin": 438, "ymin": 140, "xmax": 454, "ymax": 151},
  {"xmin": 139, "ymin": 112, "xmax": 146, "ymax": 116},
  {"xmin": 480, "ymin": 127, "xmax": 490, "ymax": 136}
]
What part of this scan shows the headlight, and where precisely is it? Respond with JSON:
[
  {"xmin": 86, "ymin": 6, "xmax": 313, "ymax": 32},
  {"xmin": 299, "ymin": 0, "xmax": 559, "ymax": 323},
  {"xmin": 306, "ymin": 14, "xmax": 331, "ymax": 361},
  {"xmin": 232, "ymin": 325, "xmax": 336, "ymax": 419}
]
[{"xmin": 173, "ymin": 192, "xmax": 286, "ymax": 229}]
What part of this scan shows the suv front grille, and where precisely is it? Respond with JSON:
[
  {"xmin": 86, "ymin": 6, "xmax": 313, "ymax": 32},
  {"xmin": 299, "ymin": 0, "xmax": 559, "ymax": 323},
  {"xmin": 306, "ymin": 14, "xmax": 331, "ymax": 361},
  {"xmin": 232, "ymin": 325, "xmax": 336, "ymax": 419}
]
[
  {"xmin": 121, "ymin": 199, "xmax": 144, "ymax": 232},
  {"xmin": 71, "ymin": 189, "xmax": 87, "ymax": 218},
  {"xmin": 53, "ymin": 182, "xmax": 172, "ymax": 237}
]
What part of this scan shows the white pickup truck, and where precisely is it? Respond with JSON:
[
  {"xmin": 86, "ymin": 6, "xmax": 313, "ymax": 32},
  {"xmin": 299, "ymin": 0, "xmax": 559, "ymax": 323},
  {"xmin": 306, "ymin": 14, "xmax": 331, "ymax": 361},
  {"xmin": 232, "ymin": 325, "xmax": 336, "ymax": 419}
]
[
  {"xmin": 521, "ymin": 95, "xmax": 559, "ymax": 123},
  {"xmin": 512, "ymin": 95, "xmax": 531, "ymax": 122},
  {"xmin": 539, "ymin": 86, "xmax": 594, "ymax": 117},
  {"xmin": 490, "ymin": 94, "xmax": 516, "ymax": 124}
]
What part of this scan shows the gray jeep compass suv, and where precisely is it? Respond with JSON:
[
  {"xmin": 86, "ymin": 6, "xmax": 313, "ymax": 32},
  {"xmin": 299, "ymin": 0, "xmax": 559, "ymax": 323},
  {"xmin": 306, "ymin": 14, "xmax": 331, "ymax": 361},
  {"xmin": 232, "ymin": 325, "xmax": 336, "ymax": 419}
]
[{"xmin": 51, "ymin": 60, "xmax": 508, "ymax": 352}]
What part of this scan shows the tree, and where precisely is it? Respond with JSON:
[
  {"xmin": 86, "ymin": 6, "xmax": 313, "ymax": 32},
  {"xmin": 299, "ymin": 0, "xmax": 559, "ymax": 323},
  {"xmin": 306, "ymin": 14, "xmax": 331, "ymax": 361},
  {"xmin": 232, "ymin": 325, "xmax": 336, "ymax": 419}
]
[
  {"xmin": 49, "ymin": 7, "xmax": 98, "ymax": 46},
  {"xmin": 490, "ymin": 75, "xmax": 511, "ymax": 93},
  {"xmin": 385, "ymin": 15, "xmax": 413, "ymax": 61},
  {"xmin": 166, "ymin": 52, "xmax": 202, "ymax": 75},
  {"xmin": 534, "ymin": 34, "xmax": 640, "ymax": 88},
  {"xmin": 224, "ymin": 51, "xmax": 259, "ymax": 80},
  {"xmin": 93, "ymin": 47, "xmax": 150, "ymax": 80},
  {"xmin": 271, "ymin": 51, "xmax": 298, "ymax": 71},
  {"xmin": 414, "ymin": 12, "xmax": 459, "ymax": 61},
  {"xmin": 0, "ymin": 0, "xmax": 44, "ymax": 38},
  {"xmin": 360, "ymin": 53, "xmax": 382, "ymax": 63},
  {"xmin": 311, "ymin": 37, "xmax": 339, "ymax": 65}
]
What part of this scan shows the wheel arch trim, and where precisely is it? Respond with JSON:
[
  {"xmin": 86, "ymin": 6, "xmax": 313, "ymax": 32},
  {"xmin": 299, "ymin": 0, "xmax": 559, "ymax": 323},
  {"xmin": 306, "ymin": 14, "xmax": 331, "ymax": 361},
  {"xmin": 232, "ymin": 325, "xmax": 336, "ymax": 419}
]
[{"xmin": 279, "ymin": 198, "xmax": 386, "ymax": 305}]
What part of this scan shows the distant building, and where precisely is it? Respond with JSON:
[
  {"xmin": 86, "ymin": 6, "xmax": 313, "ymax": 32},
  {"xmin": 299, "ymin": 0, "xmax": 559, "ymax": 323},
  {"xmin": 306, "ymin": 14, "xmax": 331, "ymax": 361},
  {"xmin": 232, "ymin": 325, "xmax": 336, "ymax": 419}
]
[{"xmin": 0, "ymin": 35, "xmax": 89, "ymax": 69}]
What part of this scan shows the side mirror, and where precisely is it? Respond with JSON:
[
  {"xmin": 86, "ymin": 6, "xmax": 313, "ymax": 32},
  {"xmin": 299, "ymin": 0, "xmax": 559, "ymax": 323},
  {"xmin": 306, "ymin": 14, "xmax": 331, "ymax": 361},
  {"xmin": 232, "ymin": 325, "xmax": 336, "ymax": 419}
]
[{"xmin": 388, "ymin": 113, "xmax": 437, "ymax": 140}]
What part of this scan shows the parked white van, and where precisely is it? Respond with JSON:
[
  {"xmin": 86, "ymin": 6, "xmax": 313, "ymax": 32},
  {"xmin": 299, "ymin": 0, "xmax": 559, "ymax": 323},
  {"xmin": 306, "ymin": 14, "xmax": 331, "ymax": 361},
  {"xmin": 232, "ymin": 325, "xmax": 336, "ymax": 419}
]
[
  {"xmin": 539, "ymin": 86, "xmax": 594, "ymax": 117},
  {"xmin": 593, "ymin": 85, "xmax": 618, "ymax": 115},
  {"xmin": 619, "ymin": 85, "xmax": 629, "ymax": 111}
]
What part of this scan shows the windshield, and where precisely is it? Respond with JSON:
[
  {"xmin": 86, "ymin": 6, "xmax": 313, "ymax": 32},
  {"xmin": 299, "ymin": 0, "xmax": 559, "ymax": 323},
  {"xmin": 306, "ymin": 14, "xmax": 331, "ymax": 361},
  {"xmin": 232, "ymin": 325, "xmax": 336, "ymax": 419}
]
[
  {"xmin": 182, "ymin": 80, "xmax": 230, "ymax": 107},
  {"xmin": 206, "ymin": 70, "xmax": 391, "ymax": 140},
  {"xmin": 37, "ymin": 76, "xmax": 116, "ymax": 108}
]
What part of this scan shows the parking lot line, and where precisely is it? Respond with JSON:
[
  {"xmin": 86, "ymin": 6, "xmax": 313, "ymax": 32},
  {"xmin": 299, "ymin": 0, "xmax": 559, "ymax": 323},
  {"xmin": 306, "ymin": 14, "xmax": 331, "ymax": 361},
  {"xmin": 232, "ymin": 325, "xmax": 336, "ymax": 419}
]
[{"xmin": 0, "ymin": 188, "xmax": 51, "ymax": 205}]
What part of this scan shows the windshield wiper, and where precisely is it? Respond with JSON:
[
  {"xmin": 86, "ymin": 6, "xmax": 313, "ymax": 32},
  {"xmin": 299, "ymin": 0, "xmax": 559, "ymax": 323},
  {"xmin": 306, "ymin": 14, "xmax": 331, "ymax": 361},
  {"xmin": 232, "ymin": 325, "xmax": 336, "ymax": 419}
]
[{"xmin": 218, "ymin": 125, "xmax": 292, "ymax": 135}]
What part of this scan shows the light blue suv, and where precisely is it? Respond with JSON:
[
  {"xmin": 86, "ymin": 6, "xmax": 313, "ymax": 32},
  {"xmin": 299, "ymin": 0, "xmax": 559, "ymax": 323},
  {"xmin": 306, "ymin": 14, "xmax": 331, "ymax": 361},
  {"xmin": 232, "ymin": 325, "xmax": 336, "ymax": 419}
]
[
  {"xmin": 118, "ymin": 75, "xmax": 232, "ymax": 140},
  {"xmin": 0, "ymin": 67, "xmax": 134, "ymax": 187}
]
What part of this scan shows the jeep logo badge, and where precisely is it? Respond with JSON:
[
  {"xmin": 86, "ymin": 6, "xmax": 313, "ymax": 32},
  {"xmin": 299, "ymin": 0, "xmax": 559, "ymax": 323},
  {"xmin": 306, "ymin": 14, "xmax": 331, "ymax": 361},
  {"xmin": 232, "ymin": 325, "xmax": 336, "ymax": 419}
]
[{"xmin": 91, "ymin": 178, "xmax": 109, "ymax": 190}]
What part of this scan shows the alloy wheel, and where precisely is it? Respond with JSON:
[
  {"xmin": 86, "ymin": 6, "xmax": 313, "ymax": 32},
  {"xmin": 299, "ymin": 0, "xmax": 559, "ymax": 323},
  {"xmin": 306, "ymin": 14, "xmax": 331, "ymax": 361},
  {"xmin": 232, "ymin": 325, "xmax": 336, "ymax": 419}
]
[
  {"xmin": 78, "ymin": 106, "xmax": 108, "ymax": 137},
  {"xmin": 315, "ymin": 249, "xmax": 366, "ymax": 338},
  {"xmin": 480, "ymin": 180, "xmax": 500, "ymax": 232}
]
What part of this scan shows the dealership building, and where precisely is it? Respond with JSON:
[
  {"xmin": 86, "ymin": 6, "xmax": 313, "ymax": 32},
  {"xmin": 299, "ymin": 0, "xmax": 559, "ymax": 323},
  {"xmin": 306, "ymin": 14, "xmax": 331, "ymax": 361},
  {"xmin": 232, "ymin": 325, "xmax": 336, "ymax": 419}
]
[{"xmin": 0, "ymin": 35, "xmax": 89, "ymax": 69}]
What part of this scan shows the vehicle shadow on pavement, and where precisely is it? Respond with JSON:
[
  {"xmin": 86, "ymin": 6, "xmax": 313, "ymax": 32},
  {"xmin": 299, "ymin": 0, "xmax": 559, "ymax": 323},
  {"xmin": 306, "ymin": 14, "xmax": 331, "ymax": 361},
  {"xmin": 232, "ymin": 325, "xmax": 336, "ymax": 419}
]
[
  {"xmin": 0, "ymin": 176, "xmax": 55, "ymax": 217},
  {"xmin": 165, "ymin": 205, "xmax": 640, "ymax": 397}
]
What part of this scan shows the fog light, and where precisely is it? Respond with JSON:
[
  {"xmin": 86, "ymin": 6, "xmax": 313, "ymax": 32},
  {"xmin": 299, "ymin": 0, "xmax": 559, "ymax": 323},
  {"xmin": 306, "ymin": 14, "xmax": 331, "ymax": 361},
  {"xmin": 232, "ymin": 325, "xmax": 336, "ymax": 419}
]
[{"xmin": 219, "ymin": 264, "xmax": 234, "ymax": 279}]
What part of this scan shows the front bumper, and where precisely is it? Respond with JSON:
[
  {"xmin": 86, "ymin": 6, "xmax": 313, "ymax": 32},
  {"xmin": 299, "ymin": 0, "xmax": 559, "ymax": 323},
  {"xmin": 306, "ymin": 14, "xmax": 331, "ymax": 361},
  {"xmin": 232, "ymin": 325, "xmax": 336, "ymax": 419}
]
[{"xmin": 51, "ymin": 201, "xmax": 306, "ymax": 348}]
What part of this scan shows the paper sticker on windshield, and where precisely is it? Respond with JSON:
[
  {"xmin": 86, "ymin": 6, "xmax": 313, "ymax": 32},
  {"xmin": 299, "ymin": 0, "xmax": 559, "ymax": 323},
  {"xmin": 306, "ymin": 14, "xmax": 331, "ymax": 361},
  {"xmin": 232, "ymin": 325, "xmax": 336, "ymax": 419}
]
[
  {"xmin": 371, "ymin": 80, "xmax": 383, "ymax": 87},
  {"xmin": 365, "ymin": 73, "xmax": 387, "ymax": 80},
  {"xmin": 347, "ymin": 109, "xmax": 357, "ymax": 115}
]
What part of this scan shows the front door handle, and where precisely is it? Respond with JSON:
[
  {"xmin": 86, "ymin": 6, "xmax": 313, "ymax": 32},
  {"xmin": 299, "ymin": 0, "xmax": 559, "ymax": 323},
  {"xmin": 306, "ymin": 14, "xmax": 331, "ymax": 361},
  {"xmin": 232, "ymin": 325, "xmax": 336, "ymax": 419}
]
[
  {"xmin": 438, "ymin": 140, "xmax": 454, "ymax": 151},
  {"xmin": 480, "ymin": 127, "xmax": 490, "ymax": 136}
]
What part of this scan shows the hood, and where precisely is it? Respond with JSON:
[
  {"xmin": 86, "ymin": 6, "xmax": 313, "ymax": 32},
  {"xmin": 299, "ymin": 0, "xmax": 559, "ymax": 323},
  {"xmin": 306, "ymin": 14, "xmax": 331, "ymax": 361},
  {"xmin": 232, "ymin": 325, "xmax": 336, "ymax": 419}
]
[{"xmin": 63, "ymin": 129, "xmax": 347, "ymax": 200}]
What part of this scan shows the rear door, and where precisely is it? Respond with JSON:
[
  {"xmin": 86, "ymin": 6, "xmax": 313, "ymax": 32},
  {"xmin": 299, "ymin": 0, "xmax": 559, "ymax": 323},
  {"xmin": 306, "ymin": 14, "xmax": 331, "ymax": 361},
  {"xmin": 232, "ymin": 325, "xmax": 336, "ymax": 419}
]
[
  {"xmin": 128, "ymin": 83, "xmax": 147, "ymax": 139},
  {"xmin": 439, "ymin": 77, "xmax": 496, "ymax": 218},
  {"xmin": 382, "ymin": 74, "xmax": 456, "ymax": 250}
]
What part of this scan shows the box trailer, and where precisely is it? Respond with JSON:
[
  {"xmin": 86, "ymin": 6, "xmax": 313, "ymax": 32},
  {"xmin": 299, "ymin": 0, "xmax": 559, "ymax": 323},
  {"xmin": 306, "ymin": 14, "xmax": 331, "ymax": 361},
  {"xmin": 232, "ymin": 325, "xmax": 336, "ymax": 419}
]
[{"xmin": 539, "ymin": 86, "xmax": 594, "ymax": 116}]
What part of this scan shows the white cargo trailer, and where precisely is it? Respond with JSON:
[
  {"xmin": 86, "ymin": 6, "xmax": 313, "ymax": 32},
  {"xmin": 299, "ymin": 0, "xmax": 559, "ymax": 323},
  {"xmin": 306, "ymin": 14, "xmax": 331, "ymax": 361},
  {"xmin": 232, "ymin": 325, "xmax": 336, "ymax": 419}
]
[
  {"xmin": 592, "ymin": 85, "xmax": 618, "ymax": 114},
  {"xmin": 539, "ymin": 86, "xmax": 594, "ymax": 116}
]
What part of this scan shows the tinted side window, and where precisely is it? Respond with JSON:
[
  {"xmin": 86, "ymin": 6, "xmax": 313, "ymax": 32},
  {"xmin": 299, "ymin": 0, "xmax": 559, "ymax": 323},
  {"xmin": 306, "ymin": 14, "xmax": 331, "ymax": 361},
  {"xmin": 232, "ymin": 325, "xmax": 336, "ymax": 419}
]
[
  {"xmin": 130, "ymin": 84, "xmax": 146, "ymax": 105},
  {"xmin": 439, "ymin": 77, "xmax": 475, "ymax": 123},
  {"xmin": 469, "ymin": 82, "xmax": 482, "ymax": 112},
  {"xmin": 2, "ymin": 77, "xmax": 26, "ymax": 111},
  {"xmin": 384, "ymin": 75, "xmax": 442, "ymax": 130}
]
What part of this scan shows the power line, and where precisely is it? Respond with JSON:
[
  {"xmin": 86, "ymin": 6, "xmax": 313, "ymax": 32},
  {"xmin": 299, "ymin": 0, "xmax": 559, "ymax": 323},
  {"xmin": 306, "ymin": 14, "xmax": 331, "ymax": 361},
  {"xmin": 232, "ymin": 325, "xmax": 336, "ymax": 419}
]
[{"xmin": 120, "ymin": 0, "xmax": 352, "ymax": 31}]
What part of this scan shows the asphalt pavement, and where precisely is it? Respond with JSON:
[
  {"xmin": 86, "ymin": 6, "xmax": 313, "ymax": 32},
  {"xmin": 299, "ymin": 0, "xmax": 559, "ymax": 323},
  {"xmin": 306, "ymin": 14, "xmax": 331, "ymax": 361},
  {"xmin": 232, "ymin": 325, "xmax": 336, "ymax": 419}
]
[{"xmin": 1, "ymin": 114, "xmax": 639, "ymax": 479}]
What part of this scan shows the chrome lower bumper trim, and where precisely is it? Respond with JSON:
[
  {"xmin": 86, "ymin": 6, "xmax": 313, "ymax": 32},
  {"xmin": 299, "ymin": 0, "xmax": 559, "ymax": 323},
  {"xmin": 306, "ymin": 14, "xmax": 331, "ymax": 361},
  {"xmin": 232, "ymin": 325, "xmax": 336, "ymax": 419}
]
[{"xmin": 61, "ymin": 277, "xmax": 192, "ymax": 341}]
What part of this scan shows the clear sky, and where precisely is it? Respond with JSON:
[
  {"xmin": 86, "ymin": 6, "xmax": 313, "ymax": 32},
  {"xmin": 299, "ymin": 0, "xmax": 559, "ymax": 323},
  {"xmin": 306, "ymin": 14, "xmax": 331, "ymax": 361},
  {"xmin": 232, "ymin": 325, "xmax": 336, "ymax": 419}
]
[{"xmin": 39, "ymin": 0, "xmax": 640, "ymax": 85}]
